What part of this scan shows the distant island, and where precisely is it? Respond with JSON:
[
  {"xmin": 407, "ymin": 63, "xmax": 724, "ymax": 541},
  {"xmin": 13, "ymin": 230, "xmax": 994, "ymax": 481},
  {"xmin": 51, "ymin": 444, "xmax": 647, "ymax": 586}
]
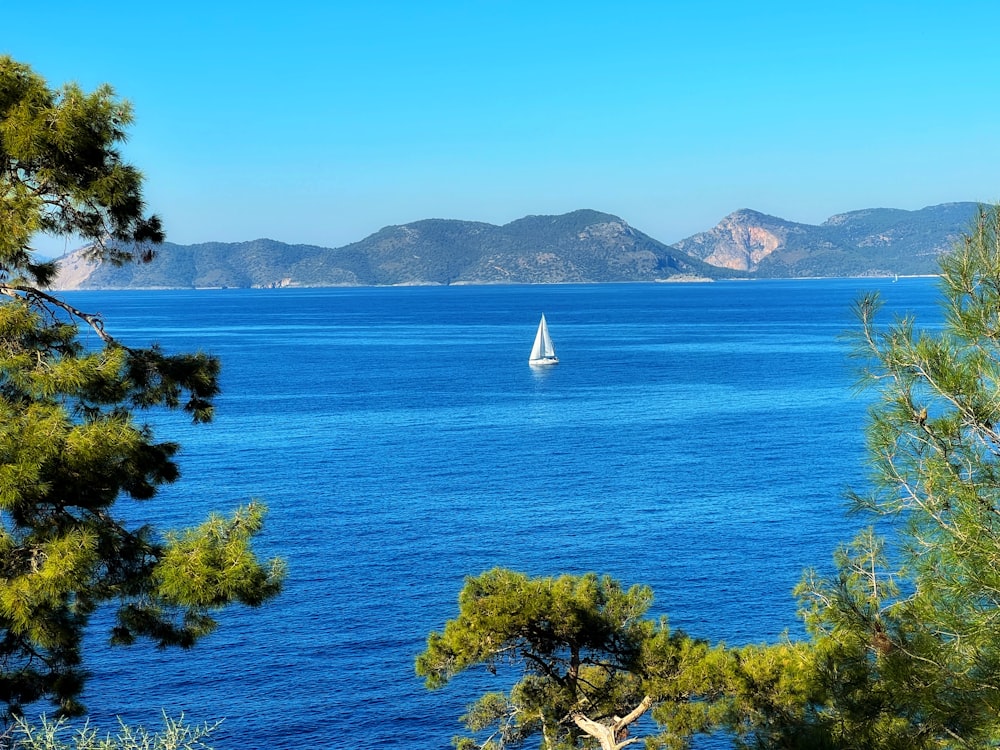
[{"xmin": 49, "ymin": 203, "xmax": 980, "ymax": 290}]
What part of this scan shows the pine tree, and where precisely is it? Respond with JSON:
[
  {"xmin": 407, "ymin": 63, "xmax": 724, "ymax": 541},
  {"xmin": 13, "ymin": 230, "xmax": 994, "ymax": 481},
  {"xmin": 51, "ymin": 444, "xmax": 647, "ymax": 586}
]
[
  {"xmin": 416, "ymin": 568, "xmax": 725, "ymax": 750},
  {"xmin": 0, "ymin": 56, "xmax": 284, "ymax": 718},
  {"xmin": 792, "ymin": 205, "xmax": 1000, "ymax": 748}
]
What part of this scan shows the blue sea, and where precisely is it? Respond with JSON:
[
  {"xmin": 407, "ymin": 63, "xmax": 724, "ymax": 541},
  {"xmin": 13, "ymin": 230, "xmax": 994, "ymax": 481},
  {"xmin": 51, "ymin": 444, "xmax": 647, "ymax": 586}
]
[{"xmin": 50, "ymin": 278, "xmax": 940, "ymax": 748}]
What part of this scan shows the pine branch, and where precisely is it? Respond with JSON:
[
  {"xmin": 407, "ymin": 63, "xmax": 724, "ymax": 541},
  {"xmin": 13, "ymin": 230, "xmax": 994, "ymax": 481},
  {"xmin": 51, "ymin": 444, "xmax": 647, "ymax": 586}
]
[{"xmin": 0, "ymin": 283, "xmax": 116, "ymax": 345}]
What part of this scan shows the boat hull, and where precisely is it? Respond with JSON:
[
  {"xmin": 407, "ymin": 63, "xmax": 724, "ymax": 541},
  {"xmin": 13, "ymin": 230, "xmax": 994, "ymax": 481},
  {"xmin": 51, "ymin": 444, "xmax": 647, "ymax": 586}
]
[{"xmin": 529, "ymin": 357, "xmax": 559, "ymax": 366}]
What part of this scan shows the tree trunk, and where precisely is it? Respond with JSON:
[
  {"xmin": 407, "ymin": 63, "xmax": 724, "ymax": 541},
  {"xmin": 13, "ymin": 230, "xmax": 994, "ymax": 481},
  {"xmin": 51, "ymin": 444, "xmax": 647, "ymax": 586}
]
[{"xmin": 570, "ymin": 694, "xmax": 654, "ymax": 750}]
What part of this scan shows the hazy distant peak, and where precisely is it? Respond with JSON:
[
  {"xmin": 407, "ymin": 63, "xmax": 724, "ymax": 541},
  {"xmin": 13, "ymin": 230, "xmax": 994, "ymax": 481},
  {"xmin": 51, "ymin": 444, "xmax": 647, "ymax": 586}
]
[
  {"xmin": 822, "ymin": 207, "xmax": 913, "ymax": 227},
  {"xmin": 500, "ymin": 209, "xmax": 625, "ymax": 232},
  {"xmin": 722, "ymin": 208, "xmax": 791, "ymax": 224}
]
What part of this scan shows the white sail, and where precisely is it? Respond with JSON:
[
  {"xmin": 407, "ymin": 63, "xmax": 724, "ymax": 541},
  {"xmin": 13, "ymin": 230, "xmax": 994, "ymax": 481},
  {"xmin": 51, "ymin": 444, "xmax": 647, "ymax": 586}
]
[{"xmin": 528, "ymin": 314, "xmax": 558, "ymax": 365}]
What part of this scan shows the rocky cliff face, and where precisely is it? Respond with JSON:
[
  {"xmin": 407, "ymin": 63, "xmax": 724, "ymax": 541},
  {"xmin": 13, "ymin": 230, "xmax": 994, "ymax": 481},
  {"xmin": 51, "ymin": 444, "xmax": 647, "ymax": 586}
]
[
  {"xmin": 672, "ymin": 209, "xmax": 810, "ymax": 272},
  {"xmin": 670, "ymin": 203, "xmax": 978, "ymax": 278},
  {"xmin": 50, "ymin": 250, "xmax": 99, "ymax": 288}
]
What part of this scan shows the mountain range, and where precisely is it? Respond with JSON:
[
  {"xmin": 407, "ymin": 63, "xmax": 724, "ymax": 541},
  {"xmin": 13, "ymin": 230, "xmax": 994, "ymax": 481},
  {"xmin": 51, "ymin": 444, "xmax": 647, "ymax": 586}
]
[{"xmin": 49, "ymin": 202, "xmax": 981, "ymax": 289}]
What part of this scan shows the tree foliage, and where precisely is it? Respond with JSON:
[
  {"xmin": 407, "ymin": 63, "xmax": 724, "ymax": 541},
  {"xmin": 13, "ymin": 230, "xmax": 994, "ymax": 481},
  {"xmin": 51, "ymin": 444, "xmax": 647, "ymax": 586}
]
[
  {"xmin": 789, "ymin": 204, "xmax": 1000, "ymax": 748},
  {"xmin": 416, "ymin": 568, "xmax": 727, "ymax": 750},
  {"xmin": 0, "ymin": 56, "xmax": 284, "ymax": 719},
  {"xmin": 705, "ymin": 206, "xmax": 1000, "ymax": 748}
]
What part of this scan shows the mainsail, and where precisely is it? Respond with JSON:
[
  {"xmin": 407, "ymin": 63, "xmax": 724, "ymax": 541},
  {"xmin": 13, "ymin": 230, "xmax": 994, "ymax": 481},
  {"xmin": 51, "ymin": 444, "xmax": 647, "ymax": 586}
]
[{"xmin": 528, "ymin": 314, "xmax": 558, "ymax": 365}]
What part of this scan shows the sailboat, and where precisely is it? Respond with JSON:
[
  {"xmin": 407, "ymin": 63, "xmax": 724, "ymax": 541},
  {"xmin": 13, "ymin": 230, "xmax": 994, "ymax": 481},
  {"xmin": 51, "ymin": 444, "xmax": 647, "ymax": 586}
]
[{"xmin": 528, "ymin": 314, "xmax": 559, "ymax": 366}]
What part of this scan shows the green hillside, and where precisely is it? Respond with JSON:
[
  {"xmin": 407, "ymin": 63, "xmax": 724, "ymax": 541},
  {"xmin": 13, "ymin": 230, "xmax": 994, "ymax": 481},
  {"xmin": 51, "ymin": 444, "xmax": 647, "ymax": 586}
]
[{"xmin": 52, "ymin": 203, "xmax": 982, "ymax": 289}]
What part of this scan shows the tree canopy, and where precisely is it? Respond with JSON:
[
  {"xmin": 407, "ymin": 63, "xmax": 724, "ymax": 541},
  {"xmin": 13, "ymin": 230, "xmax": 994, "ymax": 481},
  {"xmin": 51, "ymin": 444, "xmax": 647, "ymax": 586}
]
[
  {"xmin": 416, "ymin": 568, "xmax": 726, "ymax": 750},
  {"xmin": 789, "ymin": 204, "xmax": 1000, "ymax": 748},
  {"xmin": 0, "ymin": 56, "xmax": 284, "ymax": 719}
]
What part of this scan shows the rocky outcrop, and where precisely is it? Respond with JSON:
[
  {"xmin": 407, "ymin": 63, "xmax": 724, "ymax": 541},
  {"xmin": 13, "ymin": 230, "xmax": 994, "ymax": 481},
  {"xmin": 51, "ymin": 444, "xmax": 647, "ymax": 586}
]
[
  {"xmin": 672, "ymin": 210, "xmax": 812, "ymax": 272},
  {"xmin": 49, "ymin": 250, "xmax": 99, "ymax": 288},
  {"xmin": 671, "ymin": 203, "xmax": 979, "ymax": 278}
]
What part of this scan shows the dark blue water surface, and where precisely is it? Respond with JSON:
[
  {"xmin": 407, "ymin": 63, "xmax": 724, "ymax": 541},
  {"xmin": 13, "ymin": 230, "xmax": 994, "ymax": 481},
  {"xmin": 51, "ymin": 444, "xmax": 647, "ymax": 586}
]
[{"xmin": 51, "ymin": 278, "xmax": 941, "ymax": 748}]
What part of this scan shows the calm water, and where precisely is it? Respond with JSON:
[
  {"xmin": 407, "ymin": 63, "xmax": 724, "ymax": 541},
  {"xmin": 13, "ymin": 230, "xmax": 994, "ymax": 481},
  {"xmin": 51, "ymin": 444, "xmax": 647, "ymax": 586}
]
[{"xmin": 49, "ymin": 279, "xmax": 940, "ymax": 748}]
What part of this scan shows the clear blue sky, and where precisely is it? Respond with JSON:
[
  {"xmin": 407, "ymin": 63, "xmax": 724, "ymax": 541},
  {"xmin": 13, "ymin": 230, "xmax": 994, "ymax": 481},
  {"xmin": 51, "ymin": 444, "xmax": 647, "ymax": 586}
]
[{"xmin": 7, "ymin": 1, "xmax": 1000, "ymax": 254}]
